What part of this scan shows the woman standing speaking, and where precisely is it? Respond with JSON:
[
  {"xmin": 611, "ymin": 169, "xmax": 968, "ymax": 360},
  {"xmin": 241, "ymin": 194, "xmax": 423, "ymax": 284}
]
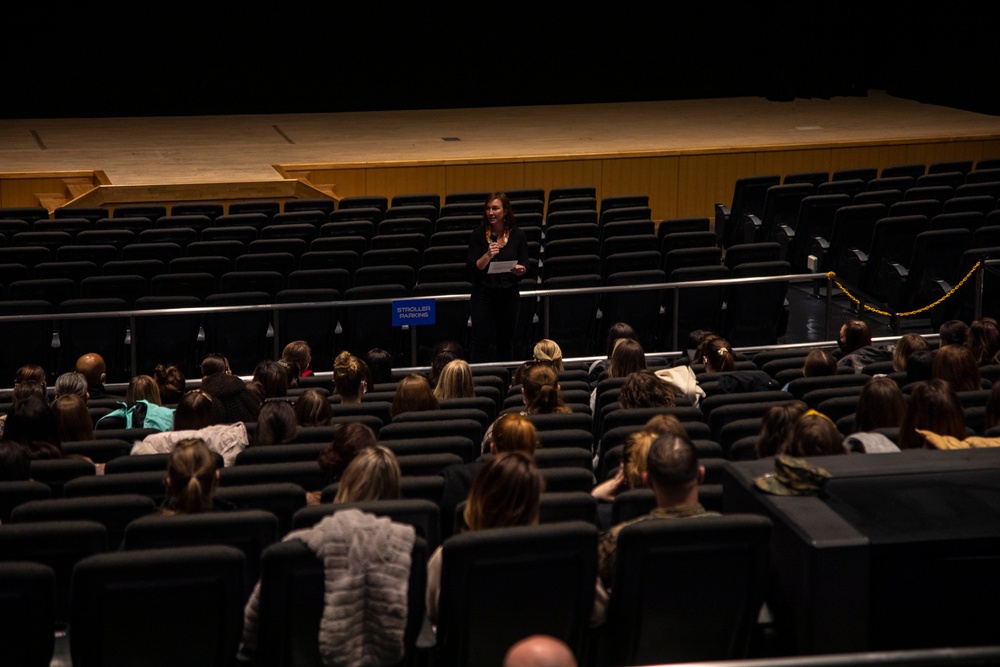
[{"xmin": 467, "ymin": 192, "xmax": 528, "ymax": 362}]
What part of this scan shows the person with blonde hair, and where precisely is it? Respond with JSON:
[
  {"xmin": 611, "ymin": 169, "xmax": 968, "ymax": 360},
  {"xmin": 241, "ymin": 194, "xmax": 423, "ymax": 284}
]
[
  {"xmin": 333, "ymin": 351, "xmax": 369, "ymax": 404},
  {"xmin": 333, "ymin": 445, "xmax": 402, "ymax": 503},
  {"xmin": 592, "ymin": 414, "xmax": 688, "ymax": 503},
  {"xmin": 126, "ymin": 375, "xmax": 163, "ymax": 405},
  {"xmin": 433, "ymin": 359, "xmax": 475, "ymax": 400},
  {"xmin": 522, "ymin": 364, "xmax": 571, "ymax": 415},
  {"xmin": 160, "ymin": 438, "xmax": 220, "ymax": 515},
  {"xmin": 532, "ymin": 339, "xmax": 564, "ymax": 373}
]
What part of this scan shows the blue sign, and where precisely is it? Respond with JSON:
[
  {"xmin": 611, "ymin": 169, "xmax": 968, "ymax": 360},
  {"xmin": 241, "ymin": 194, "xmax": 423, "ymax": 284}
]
[{"xmin": 392, "ymin": 298, "xmax": 436, "ymax": 326}]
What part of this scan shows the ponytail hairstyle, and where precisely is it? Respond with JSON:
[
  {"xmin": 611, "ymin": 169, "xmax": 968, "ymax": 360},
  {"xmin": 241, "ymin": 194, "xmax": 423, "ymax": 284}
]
[
  {"xmin": 521, "ymin": 363, "xmax": 570, "ymax": 414},
  {"xmin": 696, "ymin": 335, "xmax": 736, "ymax": 373},
  {"xmin": 163, "ymin": 438, "xmax": 217, "ymax": 514},
  {"xmin": 153, "ymin": 364, "xmax": 186, "ymax": 404}
]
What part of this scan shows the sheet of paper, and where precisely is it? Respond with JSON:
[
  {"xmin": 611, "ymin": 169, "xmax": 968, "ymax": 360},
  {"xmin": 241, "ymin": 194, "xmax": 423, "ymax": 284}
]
[{"xmin": 488, "ymin": 260, "xmax": 517, "ymax": 274}]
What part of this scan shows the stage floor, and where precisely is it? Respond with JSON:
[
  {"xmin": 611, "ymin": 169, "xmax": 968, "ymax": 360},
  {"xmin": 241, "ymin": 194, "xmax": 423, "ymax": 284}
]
[{"xmin": 3, "ymin": 91, "xmax": 1000, "ymax": 187}]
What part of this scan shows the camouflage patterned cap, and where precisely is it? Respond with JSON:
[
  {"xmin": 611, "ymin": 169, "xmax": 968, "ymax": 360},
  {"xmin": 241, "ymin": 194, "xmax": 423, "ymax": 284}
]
[{"xmin": 754, "ymin": 455, "xmax": 832, "ymax": 496}]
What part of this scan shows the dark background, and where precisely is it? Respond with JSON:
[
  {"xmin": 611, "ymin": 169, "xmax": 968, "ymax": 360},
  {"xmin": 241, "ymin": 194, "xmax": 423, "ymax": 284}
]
[{"xmin": 7, "ymin": 3, "xmax": 998, "ymax": 119}]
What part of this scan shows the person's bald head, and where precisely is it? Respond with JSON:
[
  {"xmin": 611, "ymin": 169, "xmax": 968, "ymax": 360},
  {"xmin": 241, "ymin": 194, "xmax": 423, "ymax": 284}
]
[
  {"xmin": 75, "ymin": 353, "xmax": 107, "ymax": 386},
  {"xmin": 503, "ymin": 635, "xmax": 577, "ymax": 667}
]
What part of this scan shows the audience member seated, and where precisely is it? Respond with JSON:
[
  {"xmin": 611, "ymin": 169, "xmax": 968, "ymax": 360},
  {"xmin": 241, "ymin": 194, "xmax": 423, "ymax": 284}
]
[
  {"xmin": 512, "ymin": 339, "xmax": 565, "ymax": 387},
  {"xmin": 0, "ymin": 439, "xmax": 31, "ymax": 481},
  {"xmin": 200, "ymin": 354, "xmax": 261, "ymax": 424},
  {"xmin": 434, "ymin": 359, "xmax": 475, "ymax": 401},
  {"xmin": 756, "ymin": 401, "xmax": 808, "ymax": 459},
  {"xmin": 363, "ymin": 348, "xmax": 393, "ymax": 385},
  {"xmin": 697, "ymin": 336, "xmax": 776, "ymax": 393},
  {"xmin": 617, "ymin": 370, "xmax": 678, "ymax": 409},
  {"xmin": 779, "ymin": 410, "xmax": 848, "ymax": 458},
  {"xmin": 844, "ymin": 378, "xmax": 905, "ymax": 453},
  {"xmin": 3, "ymin": 396, "xmax": 62, "ymax": 460},
  {"xmin": 153, "ymin": 363, "xmax": 186, "ymax": 404},
  {"xmin": 905, "ymin": 349, "xmax": 934, "ymax": 385},
  {"xmin": 932, "ymin": 345, "xmax": 983, "ymax": 392},
  {"xmin": 333, "ymin": 351, "xmax": 369, "ymax": 404},
  {"xmin": 892, "ymin": 333, "xmax": 930, "ymax": 373},
  {"xmin": 592, "ymin": 338, "xmax": 646, "ymax": 412},
  {"xmin": 54, "ymin": 371, "xmax": 89, "ymax": 401},
  {"xmin": 503, "ymin": 635, "xmax": 578, "ymax": 667},
  {"xmin": 836, "ymin": 320, "xmax": 892, "ymax": 374},
  {"xmin": 427, "ymin": 451, "xmax": 545, "ymax": 622},
  {"xmin": 390, "ymin": 374, "xmax": 440, "ymax": 419},
  {"xmin": 0, "ymin": 370, "xmax": 48, "ymax": 438},
  {"xmin": 133, "ymin": 391, "xmax": 248, "ymax": 466},
  {"xmin": 967, "ymin": 317, "xmax": 1000, "ymax": 366},
  {"xmin": 250, "ymin": 360, "xmax": 290, "ymax": 399},
  {"xmin": 76, "ymin": 353, "xmax": 123, "ymax": 399},
  {"xmin": 315, "ymin": 422, "xmax": 378, "ymax": 503},
  {"xmin": 159, "ymin": 438, "xmax": 225, "ymax": 515},
  {"xmin": 96, "ymin": 375, "xmax": 175, "ymax": 432},
  {"xmin": 597, "ymin": 433, "xmax": 718, "ymax": 590},
  {"xmin": 592, "ymin": 414, "xmax": 688, "ymax": 503},
  {"xmin": 899, "ymin": 379, "xmax": 967, "ymax": 449},
  {"xmin": 588, "ymin": 323, "xmax": 639, "ymax": 387},
  {"xmin": 333, "ymin": 445, "xmax": 402, "ymax": 503},
  {"xmin": 282, "ymin": 340, "xmax": 315, "ymax": 378},
  {"xmin": 442, "ymin": 413, "xmax": 539, "ymax": 538},
  {"xmin": 293, "ymin": 389, "xmax": 333, "ymax": 427},
  {"xmin": 51, "ymin": 394, "xmax": 94, "ymax": 442},
  {"xmin": 428, "ymin": 341, "xmax": 465, "ymax": 389},
  {"xmin": 938, "ymin": 319, "xmax": 969, "ymax": 347},
  {"xmin": 252, "ymin": 400, "xmax": 297, "ymax": 446}
]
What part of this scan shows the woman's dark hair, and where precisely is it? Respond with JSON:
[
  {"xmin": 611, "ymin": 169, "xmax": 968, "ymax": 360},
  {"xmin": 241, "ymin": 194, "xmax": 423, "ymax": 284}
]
[
  {"xmin": 840, "ymin": 320, "xmax": 872, "ymax": 354},
  {"xmin": 605, "ymin": 323, "xmax": 638, "ymax": 359},
  {"xmin": 253, "ymin": 400, "xmax": 298, "ymax": 446},
  {"xmin": 0, "ymin": 440, "xmax": 31, "ymax": 481},
  {"xmin": 390, "ymin": 374, "xmax": 440, "ymax": 418},
  {"xmin": 854, "ymin": 377, "xmax": 907, "ymax": 431},
  {"xmin": 967, "ymin": 317, "xmax": 1000, "ymax": 366},
  {"xmin": 51, "ymin": 394, "xmax": 94, "ymax": 443},
  {"xmin": 803, "ymin": 349, "xmax": 837, "ymax": 377},
  {"xmin": 153, "ymin": 364, "xmax": 186, "ymax": 404},
  {"xmin": 200, "ymin": 353, "xmax": 230, "ymax": 377},
  {"xmin": 757, "ymin": 401, "xmax": 808, "ymax": 459},
  {"xmin": 4, "ymin": 396, "xmax": 62, "ymax": 459},
  {"xmin": 781, "ymin": 411, "xmax": 846, "ymax": 457},
  {"xmin": 696, "ymin": 336, "xmax": 736, "ymax": 373},
  {"xmin": 14, "ymin": 364, "xmax": 46, "ymax": 386},
  {"xmin": 608, "ymin": 338, "xmax": 647, "ymax": 378},
  {"xmin": 293, "ymin": 389, "xmax": 333, "ymax": 427},
  {"xmin": 252, "ymin": 360, "xmax": 289, "ymax": 399},
  {"xmin": 618, "ymin": 370, "xmax": 677, "ymax": 409},
  {"xmin": 463, "ymin": 451, "xmax": 543, "ymax": 531},
  {"xmin": 363, "ymin": 348, "xmax": 393, "ymax": 384},
  {"xmin": 428, "ymin": 340, "xmax": 464, "ymax": 388},
  {"xmin": 938, "ymin": 319, "xmax": 969, "ymax": 347},
  {"xmin": 521, "ymin": 364, "xmax": 570, "ymax": 414},
  {"xmin": 317, "ymin": 422, "xmax": 378, "ymax": 482},
  {"xmin": 905, "ymin": 350, "xmax": 934, "ymax": 384},
  {"xmin": 173, "ymin": 390, "xmax": 215, "ymax": 431},
  {"xmin": 932, "ymin": 344, "xmax": 982, "ymax": 392},
  {"xmin": 899, "ymin": 379, "xmax": 967, "ymax": 449},
  {"xmin": 481, "ymin": 192, "xmax": 516, "ymax": 231}
]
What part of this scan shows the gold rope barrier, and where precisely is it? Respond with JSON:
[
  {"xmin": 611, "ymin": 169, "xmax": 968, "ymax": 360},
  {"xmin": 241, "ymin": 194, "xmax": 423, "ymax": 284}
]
[{"xmin": 826, "ymin": 261, "xmax": 982, "ymax": 318}]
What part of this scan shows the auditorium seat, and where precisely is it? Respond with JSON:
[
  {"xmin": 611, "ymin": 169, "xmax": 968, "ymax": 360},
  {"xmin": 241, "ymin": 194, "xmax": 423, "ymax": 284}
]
[
  {"xmin": 434, "ymin": 522, "xmax": 597, "ymax": 666},
  {"xmin": 70, "ymin": 545, "xmax": 245, "ymax": 667},
  {"xmin": 602, "ymin": 514, "xmax": 771, "ymax": 665}
]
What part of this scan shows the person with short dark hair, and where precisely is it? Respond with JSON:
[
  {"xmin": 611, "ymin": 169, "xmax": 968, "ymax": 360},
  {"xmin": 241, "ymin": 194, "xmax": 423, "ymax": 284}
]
[
  {"xmin": 597, "ymin": 434, "xmax": 718, "ymax": 588},
  {"xmin": 836, "ymin": 320, "xmax": 892, "ymax": 373},
  {"xmin": 938, "ymin": 319, "xmax": 969, "ymax": 347}
]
